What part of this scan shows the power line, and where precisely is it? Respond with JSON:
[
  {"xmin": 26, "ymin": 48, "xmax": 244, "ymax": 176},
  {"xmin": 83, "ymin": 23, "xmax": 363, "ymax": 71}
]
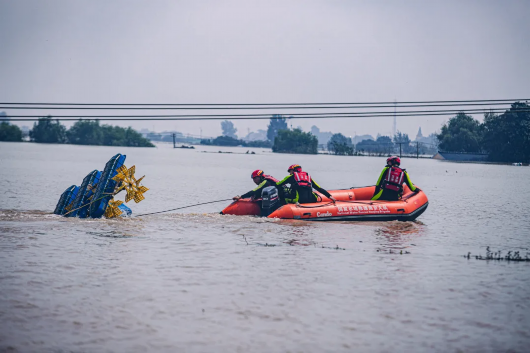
[
  {"xmin": 0, "ymin": 98, "xmax": 526, "ymax": 106},
  {"xmin": 2, "ymin": 108, "xmax": 528, "ymax": 122},
  {"xmin": 0, "ymin": 101, "xmax": 524, "ymax": 110}
]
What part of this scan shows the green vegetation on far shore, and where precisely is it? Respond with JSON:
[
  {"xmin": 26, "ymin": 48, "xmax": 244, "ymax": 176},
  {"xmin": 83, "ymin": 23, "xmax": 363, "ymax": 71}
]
[
  {"xmin": 273, "ymin": 128, "xmax": 318, "ymax": 154},
  {"xmin": 0, "ymin": 122, "xmax": 23, "ymax": 142},
  {"xmin": 200, "ymin": 136, "xmax": 272, "ymax": 148},
  {"xmin": 28, "ymin": 117, "xmax": 154, "ymax": 147},
  {"xmin": 437, "ymin": 102, "xmax": 530, "ymax": 162}
]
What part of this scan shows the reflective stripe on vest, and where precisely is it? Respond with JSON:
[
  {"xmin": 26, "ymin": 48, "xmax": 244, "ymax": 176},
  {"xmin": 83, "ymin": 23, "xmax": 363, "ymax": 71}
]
[
  {"xmin": 293, "ymin": 172, "xmax": 312, "ymax": 188},
  {"xmin": 263, "ymin": 175, "xmax": 279, "ymax": 183},
  {"xmin": 383, "ymin": 167, "xmax": 404, "ymax": 192}
]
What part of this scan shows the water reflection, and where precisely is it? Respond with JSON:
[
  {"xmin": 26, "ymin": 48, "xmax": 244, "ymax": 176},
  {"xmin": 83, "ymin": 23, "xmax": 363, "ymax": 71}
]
[{"xmin": 374, "ymin": 221, "xmax": 425, "ymax": 250}]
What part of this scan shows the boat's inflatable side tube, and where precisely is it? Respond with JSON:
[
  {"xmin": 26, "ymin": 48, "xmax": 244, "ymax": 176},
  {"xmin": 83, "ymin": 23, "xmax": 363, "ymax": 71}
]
[
  {"xmin": 89, "ymin": 154, "xmax": 126, "ymax": 218},
  {"xmin": 284, "ymin": 202, "xmax": 429, "ymax": 222},
  {"xmin": 220, "ymin": 199, "xmax": 261, "ymax": 216},
  {"xmin": 267, "ymin": 190, "xmax": 428, "ymax": 221}
]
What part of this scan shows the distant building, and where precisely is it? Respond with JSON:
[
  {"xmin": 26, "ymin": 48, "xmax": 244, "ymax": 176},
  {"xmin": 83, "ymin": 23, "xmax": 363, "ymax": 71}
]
[
  {"xmin": 416, "ymin": 127, "xmax": 423, "ymax": 141},
  {"xmin": 414, "ymin": 127, "xmax": 438, "ymax": 147},
  {"xmin": 242, "ymin": 129, "xmax": 267, "ymax": 141},
  {"xmin": 311, "ymin": 126, "xmax": 334, "ymax": 145},
  {"xmin": 351, "ymin": 134, "xmax": 374, "ymax": 145},
  {"xmin": 139, "ymin": 128, "xmax": 150, "ymax": 138}
]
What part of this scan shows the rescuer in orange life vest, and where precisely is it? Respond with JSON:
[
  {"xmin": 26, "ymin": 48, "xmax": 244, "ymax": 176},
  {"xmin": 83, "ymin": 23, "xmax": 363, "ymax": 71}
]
[
  {"xmin": 233, "ymin": 170, "xmax": 279, "ymax": 201},
  {"xmin": 276, "ymin": 164, "xmax": 336, "ymax": 204},
  {"xmin": 372, "ymin": 156, "xmax": 421, "ymax": 201}
]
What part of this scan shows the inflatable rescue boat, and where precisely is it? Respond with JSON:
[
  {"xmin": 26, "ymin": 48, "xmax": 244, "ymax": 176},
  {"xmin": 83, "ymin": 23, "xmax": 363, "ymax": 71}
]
[{"xmin": 221, "ymin": 185, "xmax": 428, "ymax": 221}]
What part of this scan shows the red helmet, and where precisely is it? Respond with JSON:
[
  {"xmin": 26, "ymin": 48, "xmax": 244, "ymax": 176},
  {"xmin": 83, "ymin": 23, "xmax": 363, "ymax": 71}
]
[
  {"xmin": 251, "ymin": 169, "xmax": 264, "ymax": 179},
  {"xmin": 287, "ymin": 164, "xmax": 302, "ymax": 172},
  {"xmin": 387, "ymin": 156, "xmax": 401, "ymax": 166}
]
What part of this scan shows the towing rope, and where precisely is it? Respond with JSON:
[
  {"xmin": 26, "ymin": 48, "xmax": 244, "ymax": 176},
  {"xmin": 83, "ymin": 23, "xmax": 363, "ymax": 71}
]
[{"xmin": 135, "ymin": 199, "xmax": 233, "ymax": 217}]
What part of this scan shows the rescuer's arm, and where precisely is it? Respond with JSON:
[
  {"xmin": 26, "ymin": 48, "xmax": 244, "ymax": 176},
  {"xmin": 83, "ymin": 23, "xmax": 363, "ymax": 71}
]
[
  {"xmin": 276, "ymin": 175, "xmax": 293, "ymax": 187},
  {"xmin": 373, "ymin": 167, "xmax": 389, "ymax": 195},
  {"xmin": 275, "ymin": 175, "xmax": 293, "ymax": 201},
  {"xmin": 403, "ymin": 171, "xmax": 418, "ymax": 192},
  {"xmin": 238, "ymin": 180, "xmax": 268, "ymax": 199},
  {"xmin": 311, "ymin": 178, "xmax": 335, "ymax": 203}
]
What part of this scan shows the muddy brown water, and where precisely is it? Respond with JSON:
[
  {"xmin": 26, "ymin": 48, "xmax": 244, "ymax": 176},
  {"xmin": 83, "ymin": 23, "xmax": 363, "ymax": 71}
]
[{"xmin": 1, "ymin": 142, "xmax": 529, "ymax": 352}]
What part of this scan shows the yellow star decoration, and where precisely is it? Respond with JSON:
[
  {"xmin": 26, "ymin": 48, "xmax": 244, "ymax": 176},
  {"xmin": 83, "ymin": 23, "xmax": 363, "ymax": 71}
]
[
  {"xmin": 112, "ymin": 165, "xmax": 149, "ymax": 203},
  {"xmin": 105, "ymin": 199, "xmax": 123, "ymax": 218}
]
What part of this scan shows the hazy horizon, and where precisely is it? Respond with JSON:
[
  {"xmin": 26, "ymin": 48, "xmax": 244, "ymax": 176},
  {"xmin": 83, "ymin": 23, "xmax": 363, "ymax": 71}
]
[{"xmin": 1, "ymin": 0, "xmax": 529, "ymax": 138}]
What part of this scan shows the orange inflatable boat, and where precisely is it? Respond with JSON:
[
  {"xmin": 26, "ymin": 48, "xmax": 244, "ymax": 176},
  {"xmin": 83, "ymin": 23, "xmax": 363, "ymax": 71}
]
[{"xmin": 221, "ymin": 186, "xmax": 428, "ymax": 221}]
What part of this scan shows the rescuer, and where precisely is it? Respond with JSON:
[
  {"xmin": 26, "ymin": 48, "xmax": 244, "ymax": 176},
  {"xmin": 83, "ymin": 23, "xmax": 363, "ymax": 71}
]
[
  {"xmin": 371, "ymin": 156, "xmax": 420, "ymax": 201},
  {"xmin": 232, "ymin": 170, "xmax": 279, "ymax": 201},
  {"xmin": 276, "ymin": 164, "xmax": 336, "ymax": 204}
]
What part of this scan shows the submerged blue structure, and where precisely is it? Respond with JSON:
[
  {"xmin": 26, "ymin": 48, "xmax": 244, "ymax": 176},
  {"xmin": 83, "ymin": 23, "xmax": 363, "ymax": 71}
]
[
  {"xmin": 89, "ymin": 154, "xmax": 126, "ymax": 218},
  {"xmin": 53, "ymin": 154, "xmax": 147, "ymax": 219}
]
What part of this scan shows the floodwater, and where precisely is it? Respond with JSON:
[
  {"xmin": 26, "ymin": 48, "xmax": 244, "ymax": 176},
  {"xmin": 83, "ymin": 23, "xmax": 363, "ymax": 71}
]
[{"xmin": 1, "ymin": 141, "xmax": 529, "ymax": 352}]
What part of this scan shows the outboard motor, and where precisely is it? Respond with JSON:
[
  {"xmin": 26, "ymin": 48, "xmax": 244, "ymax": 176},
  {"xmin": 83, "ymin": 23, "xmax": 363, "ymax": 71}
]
[{"xmin": 261, "ymin": 186, "xmax": 281, "ymax": 217}]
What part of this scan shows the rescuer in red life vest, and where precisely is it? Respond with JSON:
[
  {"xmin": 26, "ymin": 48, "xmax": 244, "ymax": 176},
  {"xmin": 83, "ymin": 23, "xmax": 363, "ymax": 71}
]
[
  {"xmin": 276, "ymin": 164, "xmax": 336, "ymax": 204},
  {"xmin": 372, "ymin": 156, "xmax": 420, "ymax": 201},
  {"xmin": 233, "ymin": 170, "xmax": 279, "ymax": 201}
]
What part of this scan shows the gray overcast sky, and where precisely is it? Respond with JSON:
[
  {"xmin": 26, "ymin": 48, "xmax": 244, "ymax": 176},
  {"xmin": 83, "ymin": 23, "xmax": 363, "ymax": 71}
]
[{"xmin": 1, "ymin": 0, "xmax": 529, "ymax": 139}]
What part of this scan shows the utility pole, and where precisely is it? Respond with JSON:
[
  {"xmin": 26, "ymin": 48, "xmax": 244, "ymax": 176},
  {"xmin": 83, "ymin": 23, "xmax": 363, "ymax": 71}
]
[
  {"xmin": 393, "ymin": 100, "xmax": 397, "ymax": 138},
  {"xmin": 399, "ymin": 142, "xmax": 402, "ymax": 159},
  {"xmin": 172, "ymin": 133, "xmax": 176, "ymax": 148},
  {"xmin": 416, "ymin": 142, "xmax": 419, "ymax": 159}
]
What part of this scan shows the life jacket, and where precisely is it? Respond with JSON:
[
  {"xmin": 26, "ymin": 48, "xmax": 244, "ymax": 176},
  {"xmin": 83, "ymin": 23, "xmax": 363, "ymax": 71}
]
[
  {"xmin": 263, "ymin": 175, "xmax": 279, "ymax": 184},
  {"xmin": 293, "ymin": 171, "xmax": 312, "ymax": 189},
  {"xmin": 382, "ymin": 167, "xmax": 405, "ymax": 192}
]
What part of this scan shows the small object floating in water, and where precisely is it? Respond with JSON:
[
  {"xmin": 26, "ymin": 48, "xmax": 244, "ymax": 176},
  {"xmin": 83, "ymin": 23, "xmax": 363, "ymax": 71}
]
[
  {"xmin": 221, "ymin": 186, "xmax": 428, "ymax": 222},
  {"xmin": 54, "ymin": 154, "xmax": 148, "ymax": 219}
]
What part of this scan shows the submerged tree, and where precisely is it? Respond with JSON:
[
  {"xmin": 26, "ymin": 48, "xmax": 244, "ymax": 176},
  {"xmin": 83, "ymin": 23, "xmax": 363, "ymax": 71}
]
[
  {"xmin": 267, "ymin": 115, "xmax": 289, "ymax": 141},
  {"xmin": 0, "ymin": 122, "xmax": 23, "ymax": 142},
  {"xmin": 273, "ymin": 128, "xmax": 317, "ymax": 154},
  {"xmin": 376, "ymin": 135, "xmax": 394, "ymax": 154},
  {"xmin": 393, "ymin": 131, "xmax": 415, "ymax": 154},
  {"xmin": 327, "ymin": 133, "xmax": 353, "ymax": 155},
  {"xmin": 436, "ymin": 112, "xmax": 483, "ymax": 153},
  {"xmin": 99, "ymin": 125, "xmax": 154, "ymax": 147},
  {"xmin": 482, "ymin": 103, "xmax": 530, "ymax": 162},
  {"xmin": 30, "ymin": 116, "xmax": 67, "ymax": 143},
  {"xmin": 67, "ymin": 120, "xmax": 104, "ymax": 145}
]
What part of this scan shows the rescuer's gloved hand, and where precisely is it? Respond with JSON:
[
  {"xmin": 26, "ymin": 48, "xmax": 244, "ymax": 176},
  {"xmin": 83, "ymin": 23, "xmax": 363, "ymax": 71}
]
[
  {"xmin": 413, "ymin": 188, "xmax": 421, "ymax": 193},
  {"xmin": 329, "ymin": 196, "xmax": 337, "ymax": 204},
  {"xmin": 233, "ymin": 195, "xmax": 241, "ymax": 201}
]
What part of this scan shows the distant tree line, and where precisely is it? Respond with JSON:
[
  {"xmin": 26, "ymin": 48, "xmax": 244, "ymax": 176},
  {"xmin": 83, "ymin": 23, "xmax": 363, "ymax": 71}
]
[
  {"xmin": 0, "ymin": 122, "xmax": 23, "ymax": 142},
  {"xmin": 327, "ymin": 133, "xmax": 354, "ymax": 155},
  {"xmin": 26, "ymin": 117, "xmax": 154, "ymax": 147},
  {"xmin": 212, "ymin": 116, "xmax": 436, "ymax": 156},
  {"xmin": 273, "ymin": 128, "xmax": 318, "ymax": 154},
  {"xmin": 200, "ymin": 135, "xmax": 272, "ymax": 148},
  {"xmin": 437, "ymin": 102, "xmax": 530, "ymax": 162}
]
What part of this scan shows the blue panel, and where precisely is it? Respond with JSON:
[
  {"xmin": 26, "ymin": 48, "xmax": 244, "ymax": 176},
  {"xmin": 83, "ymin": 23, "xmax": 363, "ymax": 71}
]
[
  {"xmin": 54, "ymin": 185, "xmax": 80, "ymax": 216},
  {"xmin": 89, "ymin": 154, "xmax": 126, "ymax": 218},
  {"xmin": 118, "ymin": 203, "xmax": 132, "ymax": 217},
  {"xmin": 69, "ymin": 170, "xmax": 103, "ymax": 218}
]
